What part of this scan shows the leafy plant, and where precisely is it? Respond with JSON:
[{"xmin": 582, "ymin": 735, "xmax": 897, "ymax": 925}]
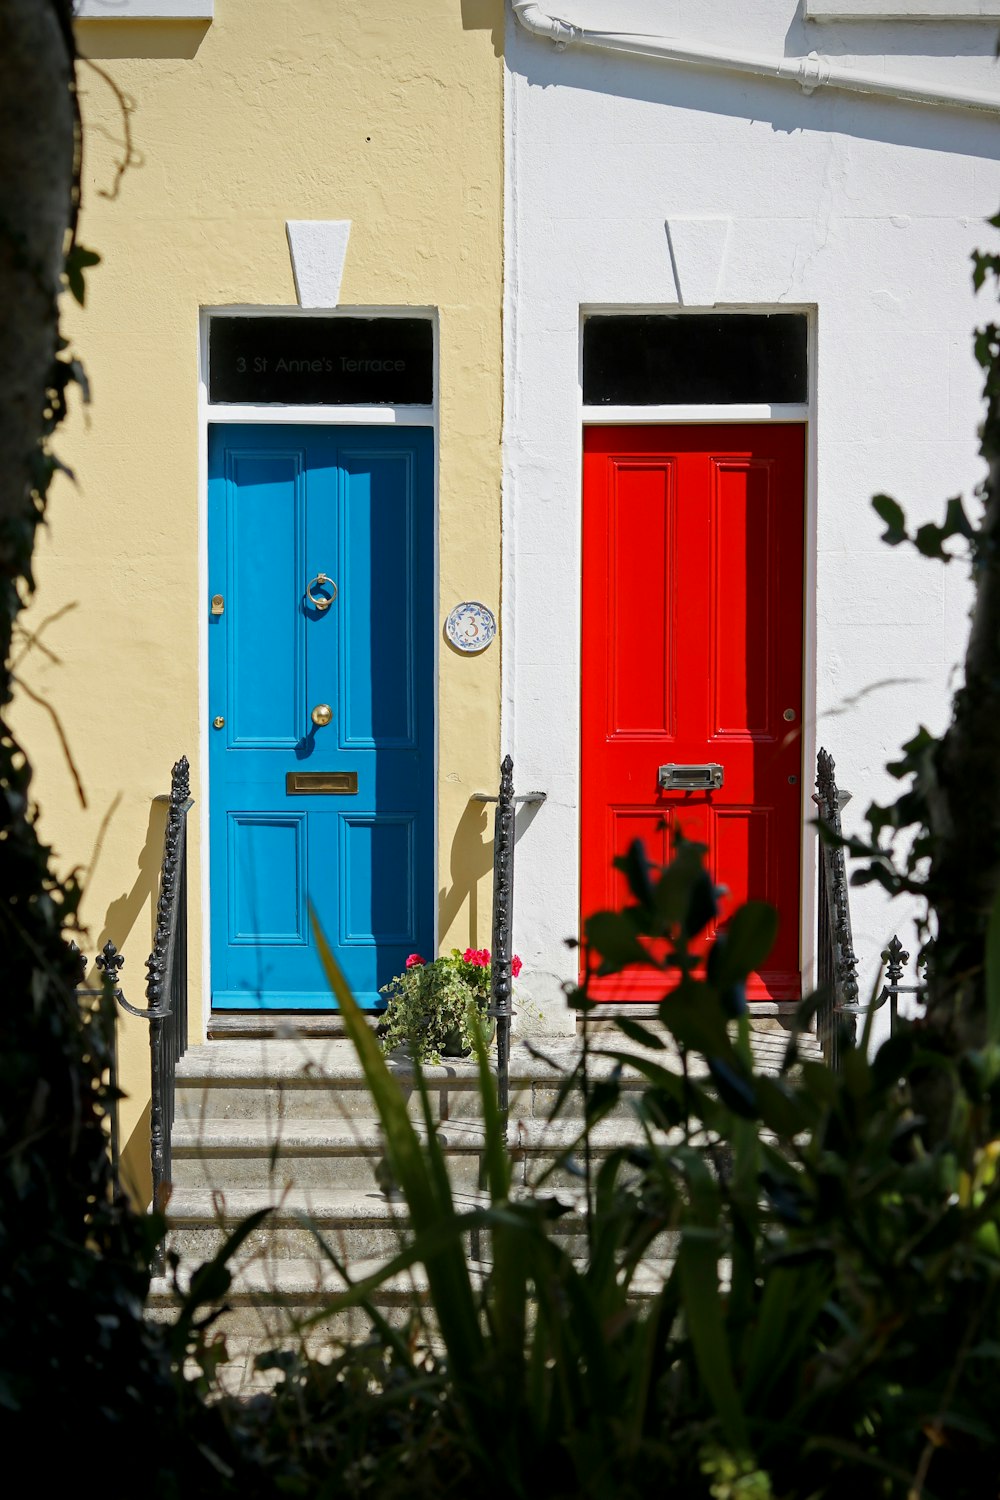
[
  {"xmin": 275, "ymin": 835, "xmax": 1000, "ymax": 1500},
  {"xmin": 839, "ymin": 217, "xmax": 1000, "ymax": 1082},
  {"xmin": 378, "ymin": 947, "xmax": 521, "ymax": 1063}
]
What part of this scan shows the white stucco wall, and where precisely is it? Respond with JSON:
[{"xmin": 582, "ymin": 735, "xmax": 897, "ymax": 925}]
[{"xmin": 503, "ymin": 0, "xmax": 1000, "ymax": 1036}]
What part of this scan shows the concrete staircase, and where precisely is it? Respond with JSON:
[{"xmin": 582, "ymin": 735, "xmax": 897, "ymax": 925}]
[{"xmin": 146, "ymin": 1020, "xmax": 821, "ymax": 1393}]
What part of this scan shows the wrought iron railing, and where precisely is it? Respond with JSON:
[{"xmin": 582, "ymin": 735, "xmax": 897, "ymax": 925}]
[
  {"xmin": 813, "ymin": 748, "xmax": 861, "ymax": 1067},
  {"xmin": 76, "ymin": 757, "xmax": 192, "ymax": 1241},
  {"xmin": 814, "ymin": 749, "xmax": 923, "ymax": 1063},
  {"xmin": 875, "ymin": 933, "xmax": 926, "ymax": 1028},
  {"xmin": 475, "ymin": 756, "xmax": 545, "ymax": 1141}
]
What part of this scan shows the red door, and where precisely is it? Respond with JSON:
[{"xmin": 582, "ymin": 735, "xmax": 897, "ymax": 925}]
[{"xmin": 581, "ymin": 425, "xmax": 805, "ymax": 1002}]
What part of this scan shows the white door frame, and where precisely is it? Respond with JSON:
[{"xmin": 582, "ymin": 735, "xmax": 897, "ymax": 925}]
[
  {"xmin": 197, "ymin": 305, "xmax": 440, "ymax": 1035},
  {"xmin": 573, "ymin": 306, "xmax": 819, "ymax": 1009}
]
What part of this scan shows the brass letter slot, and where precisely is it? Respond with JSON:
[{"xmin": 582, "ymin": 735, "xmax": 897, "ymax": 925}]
[
  {"xmin": 285, "ymin": 771, "xmax": 358, "ymax": 796},
  {"xmin": 658, "ymin": 763, "xmax": 724, "ymax": 791}
]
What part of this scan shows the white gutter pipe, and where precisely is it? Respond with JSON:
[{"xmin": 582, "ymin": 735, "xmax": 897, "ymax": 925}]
[{"xmin": 512, "ymin": 0, "xmax": 1000, "ymax": 114}]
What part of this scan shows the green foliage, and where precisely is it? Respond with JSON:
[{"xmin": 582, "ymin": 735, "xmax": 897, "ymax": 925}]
[
  {"xmin": 841, "ymin": 227, "xmax": 1000, "ymax": 1010},
  {"xmin": 0, "ymin": 22, "xmax": 232, "ymax": 1478},
  {"xmin": 378, "ymin": 949, "xmax": 493, "ymax": 1063},
  {"xmin": 0, "ymin": 206, "xmax": 168, "ymax": 1470},
  {"xmin": 229, "ymin": 838, "xmax": 1000, "ymax": 1499}
]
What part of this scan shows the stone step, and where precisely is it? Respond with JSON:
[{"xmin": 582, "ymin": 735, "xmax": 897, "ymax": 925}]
[
  {"xmin": 159, "ymin": 1023, "xmax": 817, "ymax": 1365},
  {"xmin": 146, "ymin": 1251, "xmax": 679, "ymax": 1391},
  {"xmin": 149, "ymin": 1249, "xmax": 676, "ymax": 1312},
  {"xmin": 208, "ymin": 1012, "xmax": 363, "ymax": 1040},
  {"xmin": 174, "ymin": 1038, "xmax": 653, "ymax": 1126},
  {"xmin": 169, "ymin": 1114, "xmax": 671, "ymax": 1193},
  {"xmin": 163, "ymin": 1183, "xmax": 675, "ymax": 1266},
  {"xmin": 153, "ymin": 1018, "xmax": 818, "ymax": 1391},
  {"xmin": 173, "ymin": 1029, "xmax": 816, "ymax": 1128}
]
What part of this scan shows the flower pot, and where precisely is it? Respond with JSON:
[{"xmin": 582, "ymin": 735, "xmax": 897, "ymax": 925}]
[{"xmin": 439, "ymin": 1015, "xmax": 497, "ymax": 1058}]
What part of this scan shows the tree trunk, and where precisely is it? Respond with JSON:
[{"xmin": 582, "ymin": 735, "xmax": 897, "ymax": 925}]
[{"xmin": 0, "ymin": 0, "xmax": 74, "ymax": 635}]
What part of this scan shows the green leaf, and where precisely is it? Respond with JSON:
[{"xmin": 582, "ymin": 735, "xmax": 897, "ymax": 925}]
[
  {"xmin": 677, "ymin": 1225, "xmax": 747, "ymax": 1451},
  {"xmin": 614, "ymin": 1016, "xmax": 665, "ymax": 1050},
  {"xmin": 706, "ymin": 1056, "xmax": 757, "ymax": 1118},
  {"xmin": 597, "ymin": 1047, "xmax": 721, "ymax": 1127},
  {"xmin": 683, "ymin": 868, "xmax": 718, "ymax": 939},
  {"xmin": 742, "ymin": 1265, "xmax": 831, "ymax": 1409},
  {"xmin": 653, "ymin": 840, "xmax": 708, "ymax": 925},
  {"xmin": 754, "ymin": 1075, "xmax": 811, "ymax": 1138},
  {"xmin": 585, "ymin": 909, "xmax": 657, "ymax": 970},
  {"xmin": 311, "ymin": 911, "xmax": 489, "ymax": 1397},
  {"xmin": 614, "ymin": 838, "xmax": 657, "ymax": 910},
  {"xmin": 708, "ymin": 903, "xmax": 779, "ymax": 988},
  {"xmin": 658, "ymin": 979, "xmax": 733, "ymax": 1060}
]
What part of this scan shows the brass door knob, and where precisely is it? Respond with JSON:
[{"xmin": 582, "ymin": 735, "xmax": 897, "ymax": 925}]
[{"xmin": 311, "ymin": 703, "xmax": 333, "ymax": 728}]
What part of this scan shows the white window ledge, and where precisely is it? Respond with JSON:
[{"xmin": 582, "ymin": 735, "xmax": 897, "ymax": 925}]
[
  {"xmin": 75, "ymin": 1, "xmax": 213, "ymax": 19},
  {"xmin": 806, "ymin": 0, "xmax": 1000, "ymax": 17}
]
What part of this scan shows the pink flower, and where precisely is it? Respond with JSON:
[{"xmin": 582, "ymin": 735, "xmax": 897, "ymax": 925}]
[
  {"xmin": 462, "ymin": 947, "xmax": 490, "ymax": 968},
  {"xmin": 512, "ymin": 955, "xmax": 523, "ymax": 978},
  {"xmin": 405, "ymin": 953, "xmax": 425, "ymax": 969}
]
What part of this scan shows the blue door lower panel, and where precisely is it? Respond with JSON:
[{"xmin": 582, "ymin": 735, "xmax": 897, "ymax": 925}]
[{"xmin": 208, "ymin": 425, "xmax": 434, "ymax": 1010}]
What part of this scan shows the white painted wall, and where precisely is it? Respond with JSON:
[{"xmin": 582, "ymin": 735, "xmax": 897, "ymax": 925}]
[{"xmin": 503, "ymin": 0, "xmax": 1000, "ymax": 1036}]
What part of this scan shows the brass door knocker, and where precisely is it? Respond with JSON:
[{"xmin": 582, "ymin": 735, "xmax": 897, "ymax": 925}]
[{"xmin": 306, "ymin": 573, "xmax": 337, "ymax": 611}]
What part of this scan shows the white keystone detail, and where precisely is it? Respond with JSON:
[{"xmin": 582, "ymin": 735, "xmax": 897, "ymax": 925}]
[
  {"xmin": 664, "ymin": 218, "xmax": 732, "ymax": 308},
  {"xmin": 286, "ymin": 221, "xmax": 352, "ymax": 309}
]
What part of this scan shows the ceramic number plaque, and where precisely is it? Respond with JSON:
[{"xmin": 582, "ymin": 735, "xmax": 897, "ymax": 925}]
[{"xmin": 445, "ymin": 601, "xmax": 497, "ymax": 654}]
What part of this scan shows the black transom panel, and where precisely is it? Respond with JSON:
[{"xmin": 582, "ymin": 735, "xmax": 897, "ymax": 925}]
[
  {"xmin": 583, "ymin": 313, "xmax": 808, "ymax": 405},
  {"xmin": 209, "ymin": 317, "xmax": 434, "ymax": 405}
]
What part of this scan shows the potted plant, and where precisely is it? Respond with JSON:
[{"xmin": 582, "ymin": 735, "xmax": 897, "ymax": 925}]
[{"xmin": 378, "ymin": 947, "xmax": 522, "ymax": 1064}]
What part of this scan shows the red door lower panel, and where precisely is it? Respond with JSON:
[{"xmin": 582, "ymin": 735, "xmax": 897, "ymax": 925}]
[{"xmin": 581, "ymin": 424, "xmax": 805, "ymax": 1002}]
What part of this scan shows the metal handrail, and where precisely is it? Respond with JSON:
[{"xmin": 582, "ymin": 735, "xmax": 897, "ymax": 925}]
[
  {"xmin": 874, "ymin": 933, "xmax": 926, "ymax": 1029},
  {"xmin": 476, "ymin": 756, "xmax": 545, "ymax": 1142},
  {"xmin": 488, "ymin": 757, "xmax": 514, "ymax": 1140},
  {"xmin": 76, "ymin": 757, "xmax": 192, "ymax": 1250},
  {"xmin": 813, "ymin": 748, "xmax": 860, "ymax": 1067}
]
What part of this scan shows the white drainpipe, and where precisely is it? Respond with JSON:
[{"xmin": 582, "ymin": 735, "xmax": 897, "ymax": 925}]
[{"xmin": 512, "ymin": 0, "xmax": 1000, "ymax": 114}]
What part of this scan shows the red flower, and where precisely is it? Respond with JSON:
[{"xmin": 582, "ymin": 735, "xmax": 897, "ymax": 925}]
[
  {"xmin": 405, "ymin": 953, "xmax": 425, "ymax": 969},
  {"xmin": 462, "ymin": 947, "xmax": 490, "ymax": 968},
  {"xmin": 512, "ymin": 955, "xmax": 523, "ymax": 978}
]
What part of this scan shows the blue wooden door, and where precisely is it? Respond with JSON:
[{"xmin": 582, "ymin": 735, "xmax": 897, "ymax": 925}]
[{"xmin": 208, "ymin": 425, "xmax": 434, "ymax": 1010}]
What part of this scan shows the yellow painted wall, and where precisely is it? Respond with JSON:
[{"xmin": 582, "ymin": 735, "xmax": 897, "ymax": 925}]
[{"xmin": 14, "ymin": 1, "xmax": 504, "ymax": 1204}]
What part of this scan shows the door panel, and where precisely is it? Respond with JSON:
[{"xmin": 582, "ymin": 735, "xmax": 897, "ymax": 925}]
[
  {"xmin": 209, "ymin": 424, "xmax": 434, "ymax": 1010},
  {"xmin": 227, "ymin": 450, "xmax": 306, "ymax": 748},
  {"xmin": 228, "ymin": 813, "xmax": 307, "ymax": 944},
  {"xmin": 581, "ymin": 424, "xmax": 805, "ymax": 1002},
  {"xmin": 340, "ymin": 447, "xmax": 419, "ymax": 748}
]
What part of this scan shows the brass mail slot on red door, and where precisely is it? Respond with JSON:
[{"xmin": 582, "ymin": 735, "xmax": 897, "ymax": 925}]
[{"xmin": 285, "ymin": 771, "xmax": 358, "ymax": 795}]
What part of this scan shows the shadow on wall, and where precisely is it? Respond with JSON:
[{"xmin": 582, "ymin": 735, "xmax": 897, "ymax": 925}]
[
  {"xmin": 460, "ymin": 0, "xmax": 505, "ymax": 59},
  {"xmin": 785, "ymin": 3, "xmax": 1000, "ymax": 58},
  {"xmin": 120, "ymin": 1101, "xmax": 152, "ymax": 1211},
  {"xmin": 95, "ymin": 802, "xmax": 166, "ymax": 1215},
  {"xmin": 439, "ymin": 797, "xmax": 493, "ymax": 948},
  {"xmin": 95, "ymin": 796, "xmax": 167, "ymax": 973},
  {"xmin": 75, "ymin": 19, "xmax": 210, "ymax": 61},
  {"xmin": 510, "ymin": 14, "xmax": 1000, "ymax": 161},
  {"xmin": 439, "ymin": 790, "xmax": 548, "ymax": 952}
]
